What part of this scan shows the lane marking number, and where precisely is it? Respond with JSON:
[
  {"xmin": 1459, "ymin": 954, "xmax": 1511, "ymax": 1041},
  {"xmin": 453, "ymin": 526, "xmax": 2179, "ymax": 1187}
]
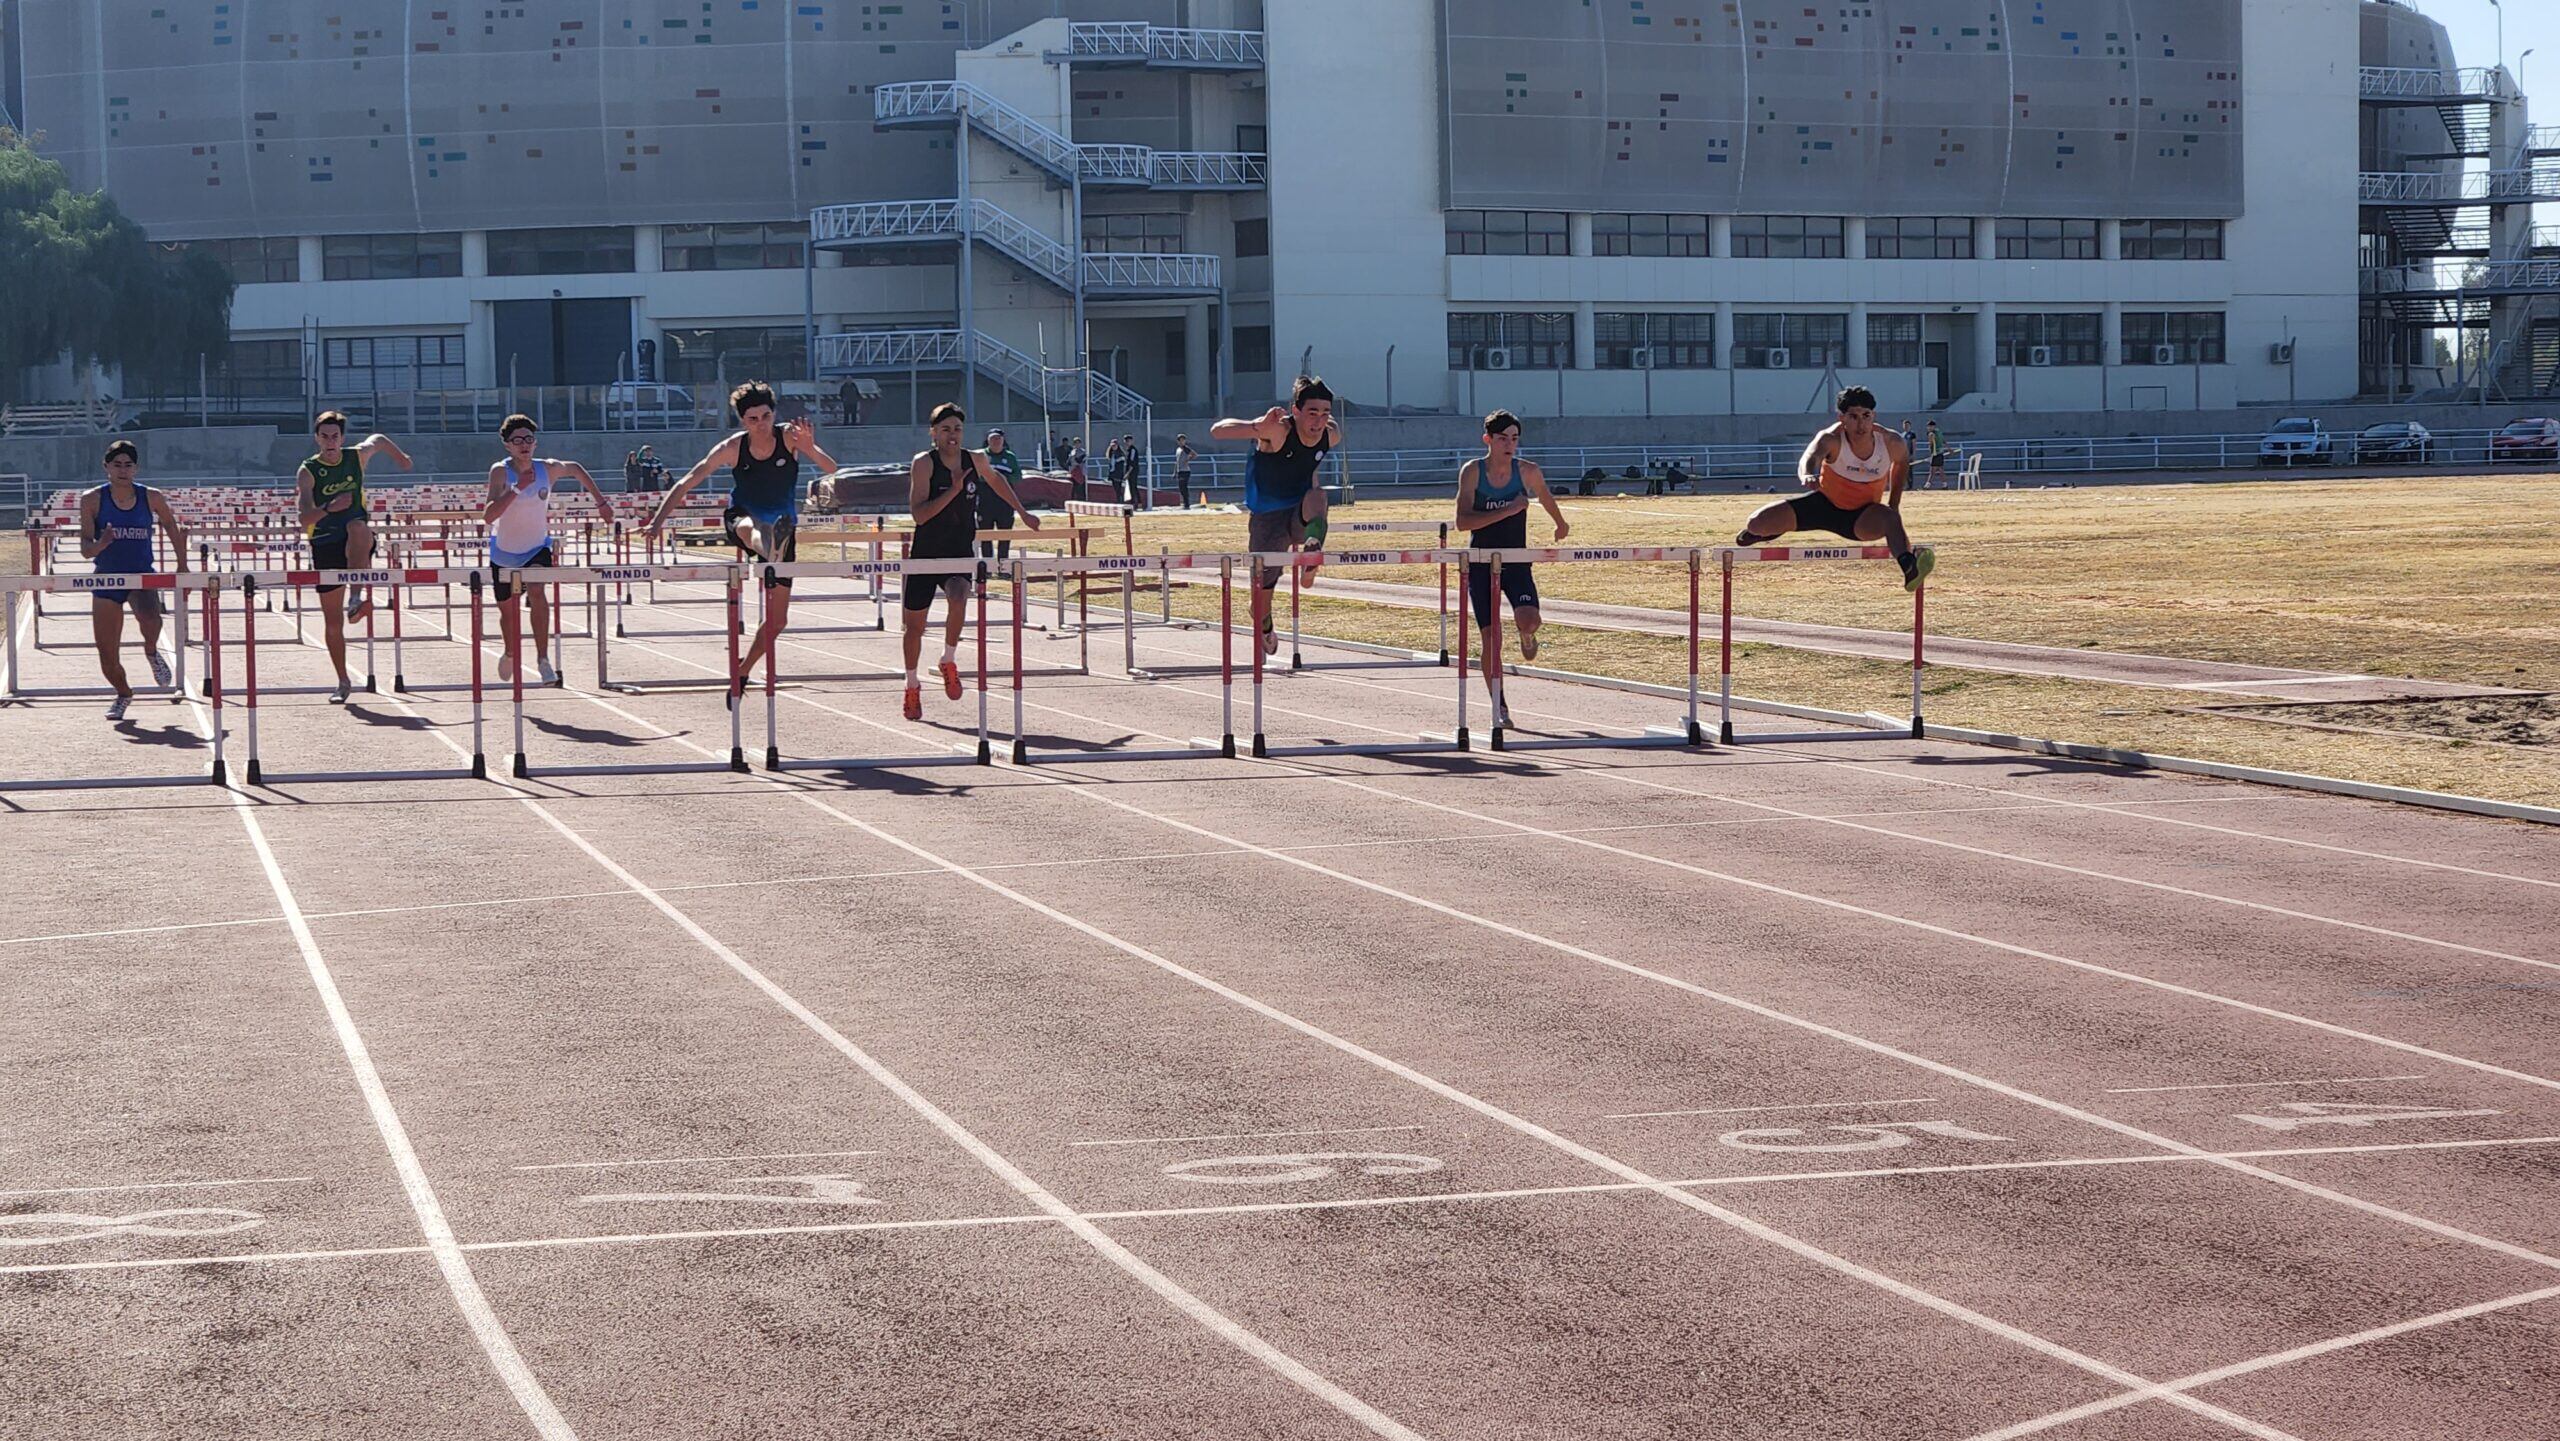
[
  {"xmin": 1716, "ymin": 1121, "xmax": 2015, "ymax": 1154},
  {"xmin": 0, "ymin": 1208, "xmax": 265, "ymax": 1247},
  {"xmin": 1163, "ymin": 1152, "xmax": 1447, "ymax": 1186},
  {"xmin": 576, "ymin": 1172, "xmax": 884, "ymax": 1208},
  {"xmin": 2232, "ymin": 1102, "xmax": 2505, "ymax": 1133}
]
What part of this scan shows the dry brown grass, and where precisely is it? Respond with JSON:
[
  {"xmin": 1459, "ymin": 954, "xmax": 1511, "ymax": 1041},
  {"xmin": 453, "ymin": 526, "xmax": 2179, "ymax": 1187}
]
[{"xmin": 1119, "ymin": 472, "xmax": 2560, "ymax": 807}]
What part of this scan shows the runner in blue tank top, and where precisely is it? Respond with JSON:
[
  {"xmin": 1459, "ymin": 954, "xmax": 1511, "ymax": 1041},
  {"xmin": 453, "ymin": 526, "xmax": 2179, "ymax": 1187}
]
[
  {"xmin": 78, "ymin": 440, "xmax": 191, "ymax": 721},
  {"xmin": 1454, "ymin": 411, "xmax": 1568, "ymax": 730},
  {"xmin": 645, "ymin": 381, "xmax": 842, "ymax": 705},
  {"xmin": 1211, "ymin": 375, "xmax": 1340, "ymax": 656}
]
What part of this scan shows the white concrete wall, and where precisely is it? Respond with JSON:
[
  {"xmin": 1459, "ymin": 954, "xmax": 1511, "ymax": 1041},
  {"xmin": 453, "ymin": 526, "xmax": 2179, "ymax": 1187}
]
[
  {"xmin": 1262, "ymin": 0, "xmax": 1447, "ymax": 407},
  {"xmin": 2228, "ymin": 0, "xmax": 2360, "ymax": 406}
]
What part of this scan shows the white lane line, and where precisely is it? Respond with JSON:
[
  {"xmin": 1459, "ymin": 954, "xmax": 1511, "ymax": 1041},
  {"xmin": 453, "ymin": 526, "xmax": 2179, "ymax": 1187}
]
[
  {"xmin": 211, "ymin": 731, "xmax": 581, "ymax": 1440},
  {"xmin": 527, "ymin": 625, "xmax": 2290, "ymax": 1435},
  {"xmin": 0, "ymin": 914, "xmax": 291, "ymax": 948},
  {"xmin": 1178, "ymin": 649, "xmax": 2560, "ymax": 973},
  {"xmin": 513, "ymin": 802, "xmax": 1430, "ymax": 1441},
  {"xmin": 0, "ymin": 1175, "xmax": 314, "ymax": 1200},
  {"xmin": 1605, "ymin": 1098, "xmax": 1936, "ymax": 1120},
  {"xmin": 513, "ymin": 1149, "xmax": 880, "ymax": 1172},
  {"xmin": 298, "ymin": 619, "xmax": 1431, "ymax": 1441},
  {"xmin": 11, "ymin": 1134, "xmax": 2559, "ymax": 1281},
  {"xmin": 1962, "ymin": 1282, "xmax": 2560, "ymax": 1441},
  {"xmin": 1068, "ymin": 1124, "xmax": 1428, "ymax": 1149},
  {"xmin": 2105, "ymin": 1075, "xmax": 2430, "ymax": 1095}
]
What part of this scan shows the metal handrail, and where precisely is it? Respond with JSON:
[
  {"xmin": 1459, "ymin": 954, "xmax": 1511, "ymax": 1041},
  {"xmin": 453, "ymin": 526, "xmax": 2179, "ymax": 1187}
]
[
  {"xmin": 1149, "ymin": 151, "xmax": 1269, "ymax": 189},
  {"xmin": 815, "ymin": 329, "xmax": 1152, "ymax": 421},
  {"xmin": 2358, "ymin": 65, "xmax": 2514, "ymax": 102},
  {"xmin": 2361, "ymin": 166, "xmax": 2560, "ymax": 204},
  {"xmin": 875, "ymin": 80, "xmax": 1083, "ymax": 180},
  {"xmin": 1080, "ymin": 252, "xmax": 1222, "ymax": 294},
  {"xmin": 1066, "ymin": 22, "xmax": 1266, "ymax": 68}
]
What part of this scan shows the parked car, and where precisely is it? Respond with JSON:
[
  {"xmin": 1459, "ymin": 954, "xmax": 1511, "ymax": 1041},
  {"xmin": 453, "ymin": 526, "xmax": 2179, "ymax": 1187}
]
[
  {"xmin": 2490, "ymin": 417, "xmax": 2560, "ymax": 462},
  {"xmin": 2351, "ymin": 421, "xmax": 2432, "ymax": 465},
  {"xmin": 602, "ymin": 381, "xmax": 699, "ymax": 430},
  {"xmin": 2256, "ymin": 417, "xmax": 2334, "ymax": 467}
]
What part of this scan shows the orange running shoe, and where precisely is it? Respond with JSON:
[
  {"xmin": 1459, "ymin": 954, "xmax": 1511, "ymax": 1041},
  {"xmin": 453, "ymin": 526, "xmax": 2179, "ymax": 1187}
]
[
  {"xmin": 938, "ymin": 659, "xmax": 963, "ymax": 700},
  {"xmin": 902, "ymin": 683, "xmax": 923, "ymax": 721}
]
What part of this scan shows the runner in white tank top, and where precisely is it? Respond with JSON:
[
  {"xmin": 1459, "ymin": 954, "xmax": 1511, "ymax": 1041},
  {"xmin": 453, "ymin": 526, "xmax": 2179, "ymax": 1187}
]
[
  {"xmin": 484, "ymin": 414, "xmax": 612, "ymax": 684},
  {"xmin": 1735, "ymin": 385, "xmax": 1936, "ymax": 593}
]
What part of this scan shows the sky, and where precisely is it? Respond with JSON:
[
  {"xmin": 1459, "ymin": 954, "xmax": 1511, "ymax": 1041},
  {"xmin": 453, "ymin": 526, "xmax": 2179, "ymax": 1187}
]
[{"xmin": 2426, "ymin": 0, "xmax": 2560, "ymax": 108}]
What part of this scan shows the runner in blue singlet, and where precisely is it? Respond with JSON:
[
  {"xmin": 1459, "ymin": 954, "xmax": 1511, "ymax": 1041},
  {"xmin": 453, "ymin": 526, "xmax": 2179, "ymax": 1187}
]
[{"xmin": 78, "ymin": 440, "xmax": 190, "ymax": 721}]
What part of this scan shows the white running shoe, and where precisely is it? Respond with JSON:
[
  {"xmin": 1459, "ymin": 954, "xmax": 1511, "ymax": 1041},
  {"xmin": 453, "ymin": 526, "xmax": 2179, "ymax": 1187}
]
[
  {"xmin": 146, "ymin": 648, "xmax": 174, "ymax": 689},
  {"xmin": 105, "ymin": 694, "xmax": 132, "ymax": 721},
  {"xmin": 1490, "ymin": 693, "xmax": 1512, "ymax": 729},
  {"xmin": 537, "ymin": 656, "xmax": 560, "ymax": 687},
  {"xmin": 328, "ymin": 680, "xmax": 353, "ymax": 706}
]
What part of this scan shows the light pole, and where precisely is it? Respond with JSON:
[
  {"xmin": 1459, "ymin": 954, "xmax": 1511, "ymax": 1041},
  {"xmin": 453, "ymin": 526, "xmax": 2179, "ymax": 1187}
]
[
  {"xmin": 2490, "ymin": 0, "xmax": 2504, "ymax": 76},
  {"xmin": 2521, "ymin": 47, "xmax": 2536, "ymax": 98}
]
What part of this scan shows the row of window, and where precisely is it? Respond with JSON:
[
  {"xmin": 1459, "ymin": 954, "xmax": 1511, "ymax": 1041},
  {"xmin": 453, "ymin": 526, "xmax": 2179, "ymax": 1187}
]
[
  {"xmin": 187, "ymin": 225, "xmax": 798, "ymax": 283},
  {"xmin": 1447, "ymin": 313, "xmax": 2229, "ymax": 370},
  {"xmin": 1446, "ymin": 213, "xmax": 2224, "ymax": 261}
]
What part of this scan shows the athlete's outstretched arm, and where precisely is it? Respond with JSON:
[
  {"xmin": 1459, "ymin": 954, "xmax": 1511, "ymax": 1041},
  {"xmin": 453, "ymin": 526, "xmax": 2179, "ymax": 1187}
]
[
  {"xmin": 355, "ymin": 434, "xmax": 415, "ymax": 471},
  {"xmin": 556, "ymin": 461, "xmax": 614, "ymax": 522},
  {"xmin": 1209, "ymin": 407, "xmax": 1288, "ymax": 444},
  {"xmin": 1886, "ymin": 433, "xmax": 1912, "ymax": 510},
  {"xmin": 786, "ymin": 418, "xmax": 842, "ymax": 476},
  {"xmin": 647, "ymin": 434, "xmax": 742, "ymax": 531},
  {"xmin": 1798, "ymin": 428, "xmax": 1837, "ymax": 488}
]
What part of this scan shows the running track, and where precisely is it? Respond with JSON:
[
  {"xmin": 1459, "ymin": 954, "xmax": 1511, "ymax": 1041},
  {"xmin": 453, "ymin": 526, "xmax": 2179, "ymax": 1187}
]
[{"xmin": 2, "ymin": 572, "xmax": 2556, "ymax": 1440}]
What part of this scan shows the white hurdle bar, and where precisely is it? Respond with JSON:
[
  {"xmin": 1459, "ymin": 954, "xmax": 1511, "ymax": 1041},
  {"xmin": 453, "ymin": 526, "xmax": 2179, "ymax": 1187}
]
[
  {"xmin": 236, "ymin": 569, "xmax": 488, "ymax": 786},
  {"xmin": 1008, "ymin": 552, "xmax": 1240, "ymax": 764},
  {"xmin": 0, "ymin": 571, "xmax": 227, "ymax": 792},
  {"xmin": 503, "ymin": 563, "xmax": 751, "ymax": 777},
  {"xmin": 2, "ymin": 568, "xmax": 192, "ymax": 702},
  {"xmin": 1718, "ymin": 544, "xmax": 1928, "ymax": 745},
  {"xmin": 757, "ymin": 556, "xmax": 988, "ymax": 772},
  {"xmin": 1253, "ymin": 548, "xmax": 1473, "ymax": 759},
  {"xmin": 1291, "ymin": 520, "xmax": 1452, "ymax": 671},
  {"xmin": 1473, "ymin": 546, "xmax": 1707, "ymax": 753}
]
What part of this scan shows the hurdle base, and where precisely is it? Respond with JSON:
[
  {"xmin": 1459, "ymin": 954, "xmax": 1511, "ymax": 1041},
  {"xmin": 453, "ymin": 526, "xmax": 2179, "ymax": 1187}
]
[
  {"xmin": 249, "ymin": 766, "xmax": 485, "ymax": 786},
  {"xmin": 1014, "ymin": 738, "xmax": 1226, "ymax": 766},
  {"xmin": 1264, "ymin": 736, "xmax": 1467, "ymax": 758},
  {"xmin": 513, "ymin": 758, "xmax": 745, "ymax": 778},
  {"xmin": 0, "ymin": 771, "xmax": 219, "ymax": 794},
  {"xmin": 1495, "ymin": 728, "xmax": 1699, "ymax": 754},
  {"xmin": 1722, "ymin": 728, "xmax": 1906, "ymax": 746},
  {"xmin": 770, "ymin": 751, "xmax": 984, "ymax": 772}
]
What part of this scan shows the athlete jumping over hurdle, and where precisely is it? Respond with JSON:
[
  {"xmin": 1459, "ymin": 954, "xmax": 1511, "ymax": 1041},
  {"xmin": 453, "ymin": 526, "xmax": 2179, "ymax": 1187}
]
[
  {"xmin": 484, "ymin": 414, "xmax": 611, "ymax": 685},
  {"xmin": 79, "ymin": 440, "xmax": 189, "ymax": 722},
  {"xmin": 642, "ymin": 382, "xmax": 840, "ymax": 705},
  {"xmin": 1212, "ymin": 375, "xmax": 1338, "ymax": 656},
  {"xmin": 1735, "ymin": 386, "xmax": 1936, "ymax": 593},
  {"xmin": 1455, "ymin": 411, "xmax": 1568, "ymax": 730},
  {"xmin": 298, "ymin": 411, "xmax": 414, "ymax": 703},
  {"xmin": 905, "ymin": 403, "xmax": 1039, "ymax": 721}
]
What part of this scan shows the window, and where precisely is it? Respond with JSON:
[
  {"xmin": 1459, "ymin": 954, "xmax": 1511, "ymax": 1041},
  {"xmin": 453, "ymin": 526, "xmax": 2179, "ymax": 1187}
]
[
  {"xmin": 187, "ymin": 237, "xmax": 301, "ymax": 285},
  {"xmin": 1867, "ymin": 314, "xmax": 1925, "ymax": 368},
  {"xmin": 2121, "ymin": 219, "xmax": 2225, "ymax": 261},
  {"xmin": 1084, "ymin": 213, "xmax": 1185, "ymax": 255},
  {"xmin": 1595, "ymin": 313, "xmax": 1714, "ymax": 369},
  {"xmin": 1447, "ymin": 313, "xmax": 1574, "ymax": 369},
  {"xmin": 1164, "ymin": 326, "xmax": 1186, "ymax": 379},
  {"xmin": 1445, "ymin": 209, "xmax": 1570, "ymax": 257},
  {"xmin": 322, "ymin": 334, "xmax": 467, "ymax": 392},
  {"xmin": 663, "ymin": 223, "xmax": 806, "ymax": 271},
  {"xmin": 1867, "ymin": 217, "xmax": 1975, "ymax": 259},
  {"xmin": 488, "ymin": 227, "xmax": 636, "ymax": 276},
  {"xmin": 1236, "ymin": 124, "xmax": 1267, "ymax": 154},
  {"xmin": 1995, "ymin": 218, "xmax": 2100, "ymax": 260},
  {"xmin": 1732, "ymin": 216, "xmax": 1846, "ymax": 259},
  {"xmin": 320, "ymin": 233, "xmax": 462, "ymax": 281},
  {"xmin": 1234, "ymin": 326, "xmax": 1273, "ymax": 374},
  {"xmin": 2123, "ymin": 312, "xmax": 2227, "ymax": 364},
  {"xmin": 659, "ymin": 327, "xmax": 809, "ymax": 388},
  {"xmin": 216, "ymin": 339, "xmax": 304, "ymax": 393},
  {"xmin": 1729, "ymin": 314, "xmax": 1847, "ymax": 368},
  {"xmin": 1234, "ymin": 217, "xmax": 1269, "ymax": 258},
  {"xmin": 1995, "ymin": 313, "xmax": 2104, "ymax": 366},
  {"xmin": 1592, "ymin": 213, "xmax": 1710, "ymax": 258}
]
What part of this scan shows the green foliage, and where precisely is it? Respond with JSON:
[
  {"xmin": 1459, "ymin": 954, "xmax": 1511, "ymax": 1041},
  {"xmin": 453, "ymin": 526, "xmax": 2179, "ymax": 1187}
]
[{"xmin": 0, "ymin": 132, "xmax": 235, "ymax": 391}]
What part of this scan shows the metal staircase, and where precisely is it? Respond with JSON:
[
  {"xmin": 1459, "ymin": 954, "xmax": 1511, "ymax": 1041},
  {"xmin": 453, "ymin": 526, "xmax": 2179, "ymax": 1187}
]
[
  {"xmin": 811, "ymin": 199, "xmax": 1222, "ymax": 297},
  {"xmin": 815, "ymin": 329, "xmax": 1152, "ymax": 422},
  {"xmin": 872, "ymin": 81, "xmax": 1265, "ymax": 192},
  {"xmin": 1055, "ymin": 22, "xmax": 1267, "ymax": 72}
]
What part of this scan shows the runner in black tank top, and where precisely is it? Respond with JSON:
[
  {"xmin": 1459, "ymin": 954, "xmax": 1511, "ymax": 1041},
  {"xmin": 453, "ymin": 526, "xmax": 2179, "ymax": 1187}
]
[
  {"xmin": 1455, "ymin": 411, "xmax": 1570, "ymax": 728},
  {"xmin": 1210, "ymin": 376, "xmax": 1341, "ymax": 655},
  {"xmin": 642, "ymin": 383, "xmax": 842, "ymax": 705},
  {"xmin": 901, "ymin": 402, "xmax": 1041, "ymax": 719}
]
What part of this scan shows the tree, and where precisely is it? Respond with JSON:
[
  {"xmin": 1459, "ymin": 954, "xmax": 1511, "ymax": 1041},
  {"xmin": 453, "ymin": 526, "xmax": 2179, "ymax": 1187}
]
[{"xmin": 0, "ymin": 130, "xmax": 234, "ymax": 398}]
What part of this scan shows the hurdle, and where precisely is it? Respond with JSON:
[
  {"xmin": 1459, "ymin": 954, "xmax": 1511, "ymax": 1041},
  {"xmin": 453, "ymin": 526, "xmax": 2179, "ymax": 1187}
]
[
  {"xmin": 0, "ymin": 572, "xmax": 227, "ymax": 792},
  {"xmin": 512, "ymin": 563, "xmax": 751, "ymax": 777},
  {"xmin": 1473, "ymin": 546, "xmax": 1707, "ymax": 753},
  {"xmin": 613, "ymin": 522, "xmax": 894, "ymax": 639},
  {"xmin": 1009, "ymin": 552, "xmax": 1238, "ymax": 764},
  {"xmin": 235, "ymin": 568, "xmax": 489, "ymax": 786},
  {"xmin": 760, "ymin": 557, "xmax": 989, "ymax": 772},
  {"xmin": 1, "ymin": 568, "xmax": 192, "ymax": 702},
  {"xmin": 1292, "ymin": 520, "xmax": 1454, "ymax": 670},
  {"xmin": 1717, "ymin": 544, "xmax": 1927, "ymax": 745},
  {"xmin": 1252, "ymin": 548, "xmax": 1471, "ymax": 759}
]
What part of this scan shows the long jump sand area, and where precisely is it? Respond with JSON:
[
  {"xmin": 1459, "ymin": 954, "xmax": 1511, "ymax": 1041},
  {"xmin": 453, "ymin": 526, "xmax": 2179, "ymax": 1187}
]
[{"xmin": 0, "ymin": 557, "xmax": 2556, "ymax": 1439}]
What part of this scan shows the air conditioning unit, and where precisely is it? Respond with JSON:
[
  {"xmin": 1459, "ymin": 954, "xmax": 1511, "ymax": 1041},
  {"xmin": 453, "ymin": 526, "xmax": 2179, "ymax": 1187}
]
[
  {"xmin": 1629, "ymin": 346, "xmax": 1657, "ymax": 371},
  {"xmin": 1765, "ymin": 347, "xmax": 1793, "ymax": 370},
  {"xmin": 2028, "ymin": 345, "xmax": 2056, "ymax": 368},
  {"xmin": 1483, "ymin": 348, "xmax": 1515, "ymax": 371},
  {"xmin": 2270, "ymin": 340, "xmax": 2296, "ymax": 364},
  {"xmin": 2152, "ymin": 345, "xmax": 2180, "ymax": 366}
]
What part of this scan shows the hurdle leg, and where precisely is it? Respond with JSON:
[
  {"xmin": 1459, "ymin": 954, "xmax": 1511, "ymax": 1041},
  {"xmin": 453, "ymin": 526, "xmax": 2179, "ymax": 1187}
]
[
  {"xmin": 1911, "ymin": 572, "xmax": 1927, "ymax": 739},
  {"xmin": 1010, "ymin": 559, "xmax": 1026, "ymax": 765},
  {"xmin": 3, "ymin": 591, "xmax": 18, "ymax": 697},
  {"xmin": 1159, "ymin": 549, "xmax": 1172, "ymax": 626},
  {"xmin": 1250, "ymin": 570, "xmax": 1266, "ymax": 758},
  {"xmin": 726, "ymin": 572, "xmax": 748, "ymax": 772},
  {"xmin": 975, "ymin": 564, "xmax": 991, "ymax": 765},
  {"xmin": 390, "ymin": 572, "xmax": 406, "ymax": 691},
  {"xmin": 1455, "ymin": 556, "xmax": 1470, "ymax": 750},
  {"xmin": 205, "ymin": 577, "xmax": 227, "ymax": 786},
  {"xmin": 1289, "ymin": 559, "xmax": 1303, "ymax": 672},
  {"xmin": 1487, "ymin": 556, "xmax": 1506, "ymax": 750},
  {"xmin": 172, "ymin": 575, "xmax": 191, "ymax": 702},
  {"xmin": 508, "ymin": 585, "xmax": 528, "ymax": 778},
  {"xmin": 762, "ymin": 571, "xmax": 779, "ymax": 771},
  {"xmin": 1687, "ymin": 548, "xmax": 1704, "ymax": 744},
  {"xmin": 1122, "ymin": 569, "xmax": 1136, "ymax": 675},
  {"xmin": 242, "ymin": 576, "xmax": 264, "ymax": 786},
  {"xmin": 468, "ymin": 574, "xmax": 487, "ymax": 779},
  {"xmin": 1219, "ymin": 558, "xmax": 1235, "ymax": 758},
  {"xmin": 1719, "ymin": 550, "xmax": 1735, "ymax": 744},
  {"xmin": 1438, "ymin": 523, "xmax": 1452, "ymax": 665}
]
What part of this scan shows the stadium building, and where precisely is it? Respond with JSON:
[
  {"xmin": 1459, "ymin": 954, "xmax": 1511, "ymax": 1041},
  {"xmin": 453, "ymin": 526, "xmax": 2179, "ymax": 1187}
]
[{"xmin": 2, "ymin": 0, "xmax": 2548, "ymax": 425}]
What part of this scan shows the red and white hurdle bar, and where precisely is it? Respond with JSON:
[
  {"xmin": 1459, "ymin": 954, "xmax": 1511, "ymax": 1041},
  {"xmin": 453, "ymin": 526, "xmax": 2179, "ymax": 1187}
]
[
  {"xmin": 1718, "ymin": 544, "xmax": 1928, "ymax": 745},
  {"xmin": 0, "ymin": 571, "xmax": 225, "ymax": 792}
]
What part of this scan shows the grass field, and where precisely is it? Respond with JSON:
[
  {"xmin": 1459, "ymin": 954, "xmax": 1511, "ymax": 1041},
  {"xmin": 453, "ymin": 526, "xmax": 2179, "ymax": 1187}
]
[{"xmin": 1108, "ymin": 472, "xmax": 2560, "ymax": 808}]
